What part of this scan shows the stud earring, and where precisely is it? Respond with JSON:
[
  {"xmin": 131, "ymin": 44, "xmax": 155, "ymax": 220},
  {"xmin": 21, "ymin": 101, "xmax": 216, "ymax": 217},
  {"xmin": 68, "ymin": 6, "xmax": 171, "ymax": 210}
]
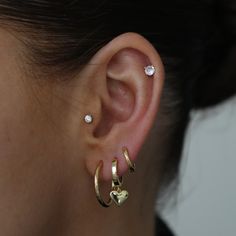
[
  {"xmin": 84, "ymin": 114, "xmax": 93, "ymax": 124},
  {"xmin": 144, "ymin": 65, "xmax": 156, "ymax": 77},
  {"xmin": 122, "ymin": 147, "xmax": 136, "ymax": 173}
]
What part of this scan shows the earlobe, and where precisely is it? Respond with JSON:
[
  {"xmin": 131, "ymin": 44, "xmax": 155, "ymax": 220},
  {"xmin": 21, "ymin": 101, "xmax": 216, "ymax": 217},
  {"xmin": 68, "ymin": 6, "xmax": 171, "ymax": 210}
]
[{"xmin": 82, "ymin": 33, "xmax": 165, "ymax": 181}]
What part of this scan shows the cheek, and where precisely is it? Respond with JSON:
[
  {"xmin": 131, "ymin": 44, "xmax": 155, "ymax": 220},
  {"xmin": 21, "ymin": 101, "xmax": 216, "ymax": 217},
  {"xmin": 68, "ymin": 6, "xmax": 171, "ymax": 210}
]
[
  {"xmin": 0, "ymin": 29, "xmax": 66, "ymax": 233},
  {"xmin": 0, "ymin": 114, "xmax": 39, "ymax": 220},
  {"xmin": 0, "ymin": 89, "xmax": 61, "ymax": 234},
  {"xmin": 0, "ymin": 113, "xmax": 63, "ymax": 234}
]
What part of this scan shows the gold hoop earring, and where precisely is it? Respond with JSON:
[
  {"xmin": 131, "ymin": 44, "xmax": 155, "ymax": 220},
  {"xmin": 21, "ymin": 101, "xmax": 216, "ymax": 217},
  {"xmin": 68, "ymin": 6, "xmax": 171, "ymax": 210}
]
[
  {"xmin": 110, "ymin": 158, "xmax": 129, "ymax": 206},
  {"xmin": 111, "ymin": 158, "xmax": 123, "ymax": 187},
  {"xmin": 94, "ymin": 161, "xmax": 112, "ymax": 208},
  {"xmin": 122, "ymin": 147, "xmax": 136, "ymax": 173}
]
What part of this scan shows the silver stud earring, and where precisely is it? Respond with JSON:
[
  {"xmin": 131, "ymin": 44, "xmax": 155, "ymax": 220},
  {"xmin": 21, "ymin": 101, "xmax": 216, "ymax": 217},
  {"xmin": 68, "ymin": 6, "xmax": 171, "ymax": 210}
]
[
  {"xmin": 144, "ymin": 65, "xmax": 156, "ymax": 77},
  {"xmin": 84, "ymin": 114, "xmax": 93, "ymax": 124}
]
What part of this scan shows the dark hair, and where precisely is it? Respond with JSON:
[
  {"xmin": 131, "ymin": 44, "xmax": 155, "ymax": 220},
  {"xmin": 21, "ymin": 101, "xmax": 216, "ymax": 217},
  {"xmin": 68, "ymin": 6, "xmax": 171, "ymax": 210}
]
[{"xmin": 0, "ymin": 0, "xmax": 235, "ymax": 193}]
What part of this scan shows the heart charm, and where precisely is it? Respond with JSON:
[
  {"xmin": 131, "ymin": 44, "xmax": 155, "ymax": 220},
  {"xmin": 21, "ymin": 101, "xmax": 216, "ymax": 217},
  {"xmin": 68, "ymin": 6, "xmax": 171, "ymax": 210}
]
[{"xmin": 110, "ymin": 190, "xmax": 129, "ymax": 206}]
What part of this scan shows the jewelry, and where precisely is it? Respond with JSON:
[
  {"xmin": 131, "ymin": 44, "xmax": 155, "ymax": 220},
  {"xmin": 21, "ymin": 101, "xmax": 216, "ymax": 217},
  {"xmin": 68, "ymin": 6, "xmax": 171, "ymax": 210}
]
[
  {"xmin": 110, "ymin": 188, "xmax": 129, "ymax": 207},
  {"xmin": 110, "ymin": 158, "xmax": 128, "ymax": 206},
  {"xmin": 94, "ymin": 161, "xmax": 112, "ymax": 208},
  {"xmin": 144, "ymin": 65, "xmax": 156, "ymax": 77},
  {"xmin": 111, "ymin": 158, "xmax": 123, "ymax": 187},
  {"xmin": 94, "ymin": 157, "xmax": 129, "ymax": 208},
  {"xmin": 122, "ymin": 147, "xmax": 136, "ymax": 173},
  {"xmin": 84, "ymin": 114, "xmax": 93, "ymax": 124}
]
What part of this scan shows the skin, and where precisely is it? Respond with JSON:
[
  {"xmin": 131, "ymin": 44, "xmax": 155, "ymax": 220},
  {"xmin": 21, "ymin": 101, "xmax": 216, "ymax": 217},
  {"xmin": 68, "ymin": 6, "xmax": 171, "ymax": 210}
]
[{"xmin": 0, "ymin": 27, "xmax": 166, "ymax": 236}]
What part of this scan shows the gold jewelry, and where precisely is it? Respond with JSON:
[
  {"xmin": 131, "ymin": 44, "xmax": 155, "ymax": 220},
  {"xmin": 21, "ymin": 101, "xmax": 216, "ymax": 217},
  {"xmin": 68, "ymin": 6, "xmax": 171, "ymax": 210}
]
[
  {"xmin": 110, "ymin": 158, "xmax": 128, "ymax": 206},
  {"xmin": 122, "ymin": 147, "xmax": 136, "ymax": 173},
  {"xmin": 94, "ymin": 158, "xmax": 129, "ymax": 208},
  {"xmin": 110, "ymin": 188, "xmax": 129, "ymax": 207},
  {"xmin": 111, "ymin": 158, "xmax": 123, "ymax": 187},
  {"xmin": 94, "ymin": 161, "xmax": 112, "ymax": 208}
]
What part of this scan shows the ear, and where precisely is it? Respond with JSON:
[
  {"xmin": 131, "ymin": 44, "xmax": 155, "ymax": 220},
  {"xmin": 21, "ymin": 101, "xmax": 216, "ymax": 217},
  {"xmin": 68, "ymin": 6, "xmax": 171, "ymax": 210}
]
[{"xmin": 80, "ymin": 33, "xmax": 165, "ymax": 181}]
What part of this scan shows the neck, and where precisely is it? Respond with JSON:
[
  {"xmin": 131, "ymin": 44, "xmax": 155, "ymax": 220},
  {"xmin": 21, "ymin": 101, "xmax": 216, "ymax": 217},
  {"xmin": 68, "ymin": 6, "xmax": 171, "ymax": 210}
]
[
  {"xmin": 60, "ymin": 197, "xmax": 156, "ymax": 236},
  {"xmin": 44, "ymin": 172, "xmax": 158, "ymax": 236}
]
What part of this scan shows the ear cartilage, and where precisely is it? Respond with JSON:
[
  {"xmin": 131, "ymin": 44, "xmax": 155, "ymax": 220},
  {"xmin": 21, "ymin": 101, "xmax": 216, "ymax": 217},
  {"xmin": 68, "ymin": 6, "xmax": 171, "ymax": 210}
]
[
  {"xmin": 84, "ymin": 114, "xmax": 93, "ymax": 124},
  {"xmin": 144, "ymin": 65, "xmax": 156, "ymax": 77}
]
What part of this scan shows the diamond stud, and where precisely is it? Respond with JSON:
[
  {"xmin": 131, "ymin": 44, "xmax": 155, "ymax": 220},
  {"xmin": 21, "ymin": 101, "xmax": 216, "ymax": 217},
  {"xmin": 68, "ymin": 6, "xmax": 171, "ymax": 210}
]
[
  {"xmin": 84, "ymin": 114, "xmax": 93, "ymax": 124},
  {"xmin": 144, "ymin": 65, "xmax": 156, "ymax": 77}
]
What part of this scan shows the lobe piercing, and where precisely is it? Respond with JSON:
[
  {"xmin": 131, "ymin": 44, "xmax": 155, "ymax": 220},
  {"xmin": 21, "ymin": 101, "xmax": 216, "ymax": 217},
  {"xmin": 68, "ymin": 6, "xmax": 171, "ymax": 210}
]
[
  {"xmin": 84, "ymin": 114, "xmax": 93, "ymax": 124},
  {"xmin": 144, "ymin": 65, "xmax": 156, "ymax": 77}
]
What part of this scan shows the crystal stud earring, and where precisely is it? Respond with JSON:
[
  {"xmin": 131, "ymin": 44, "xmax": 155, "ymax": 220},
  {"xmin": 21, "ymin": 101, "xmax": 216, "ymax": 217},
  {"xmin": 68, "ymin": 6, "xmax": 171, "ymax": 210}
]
[
  {"xmin": 144, "ymin": 65, "xmax": 156, "ymax": 77},
  {"xmin": 84, "ymin": 114, "xmax": 93, "ymax": 124}
]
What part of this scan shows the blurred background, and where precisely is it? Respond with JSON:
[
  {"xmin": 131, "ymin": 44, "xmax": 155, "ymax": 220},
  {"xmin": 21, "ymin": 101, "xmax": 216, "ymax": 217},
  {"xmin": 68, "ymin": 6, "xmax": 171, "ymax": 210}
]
[{"xmin": 159, "ymin": 95, "xmax": 236, "ymax": 236}]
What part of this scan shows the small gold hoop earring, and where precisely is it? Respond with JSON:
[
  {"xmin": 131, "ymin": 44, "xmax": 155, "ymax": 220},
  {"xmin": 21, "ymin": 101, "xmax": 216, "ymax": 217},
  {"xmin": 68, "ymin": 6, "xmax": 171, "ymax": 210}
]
[
  {"xmin": 111, "ymin": 158, "xmax": 123, "ymax": 187},
  {"xmin": 94, "ymin": 161, "xmax": 112, "ymax": 208},
  {"xmin": 122, "ymin": 147, "xmax": 136, "ymax": 173},
  {"xmin": 110, "ymin": 158, "xmax": 129, "ymax": 206}
]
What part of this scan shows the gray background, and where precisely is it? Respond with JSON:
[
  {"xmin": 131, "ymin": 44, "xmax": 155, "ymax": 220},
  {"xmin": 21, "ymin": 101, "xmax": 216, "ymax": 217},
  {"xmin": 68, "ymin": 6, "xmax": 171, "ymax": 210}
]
[{"xmin": 160, "ymin": 96, "xmax": 236, "ymax": 236}]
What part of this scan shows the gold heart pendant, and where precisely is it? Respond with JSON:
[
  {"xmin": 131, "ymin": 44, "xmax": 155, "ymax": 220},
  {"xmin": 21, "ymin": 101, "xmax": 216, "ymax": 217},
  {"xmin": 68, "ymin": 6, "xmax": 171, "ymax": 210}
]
[{"xmin": 110, "ymin": 190, "xmax": 129, "ymax": 206}]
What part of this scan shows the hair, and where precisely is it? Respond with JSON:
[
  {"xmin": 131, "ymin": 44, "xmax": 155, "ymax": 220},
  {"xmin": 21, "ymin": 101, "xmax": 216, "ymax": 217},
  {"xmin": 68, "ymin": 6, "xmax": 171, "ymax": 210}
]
[{"xmin": 0, "ymin": 0, "xmax": 235, "ymax": 195}]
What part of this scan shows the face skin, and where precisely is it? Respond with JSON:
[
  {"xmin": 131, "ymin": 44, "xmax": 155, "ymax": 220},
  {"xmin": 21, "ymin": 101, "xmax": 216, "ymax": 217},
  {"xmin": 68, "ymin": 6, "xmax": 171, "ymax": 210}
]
[{"xmin": 0, "ymin": 27, "xmax": 166, "ymax": 236}]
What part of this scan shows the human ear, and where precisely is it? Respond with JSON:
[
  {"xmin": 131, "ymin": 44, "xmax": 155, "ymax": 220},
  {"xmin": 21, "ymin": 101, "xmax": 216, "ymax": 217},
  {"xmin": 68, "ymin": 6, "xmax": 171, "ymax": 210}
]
[{"xmin": 80, "ymin": 33, "xmax": 165, "ymax": 181}]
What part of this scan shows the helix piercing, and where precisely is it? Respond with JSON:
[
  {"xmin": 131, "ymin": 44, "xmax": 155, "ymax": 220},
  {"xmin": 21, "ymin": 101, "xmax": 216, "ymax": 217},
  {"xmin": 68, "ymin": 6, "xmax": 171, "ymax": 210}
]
[{"xmin": 144, "ymin": 65, "xmax": 156, "ymax": 77}]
